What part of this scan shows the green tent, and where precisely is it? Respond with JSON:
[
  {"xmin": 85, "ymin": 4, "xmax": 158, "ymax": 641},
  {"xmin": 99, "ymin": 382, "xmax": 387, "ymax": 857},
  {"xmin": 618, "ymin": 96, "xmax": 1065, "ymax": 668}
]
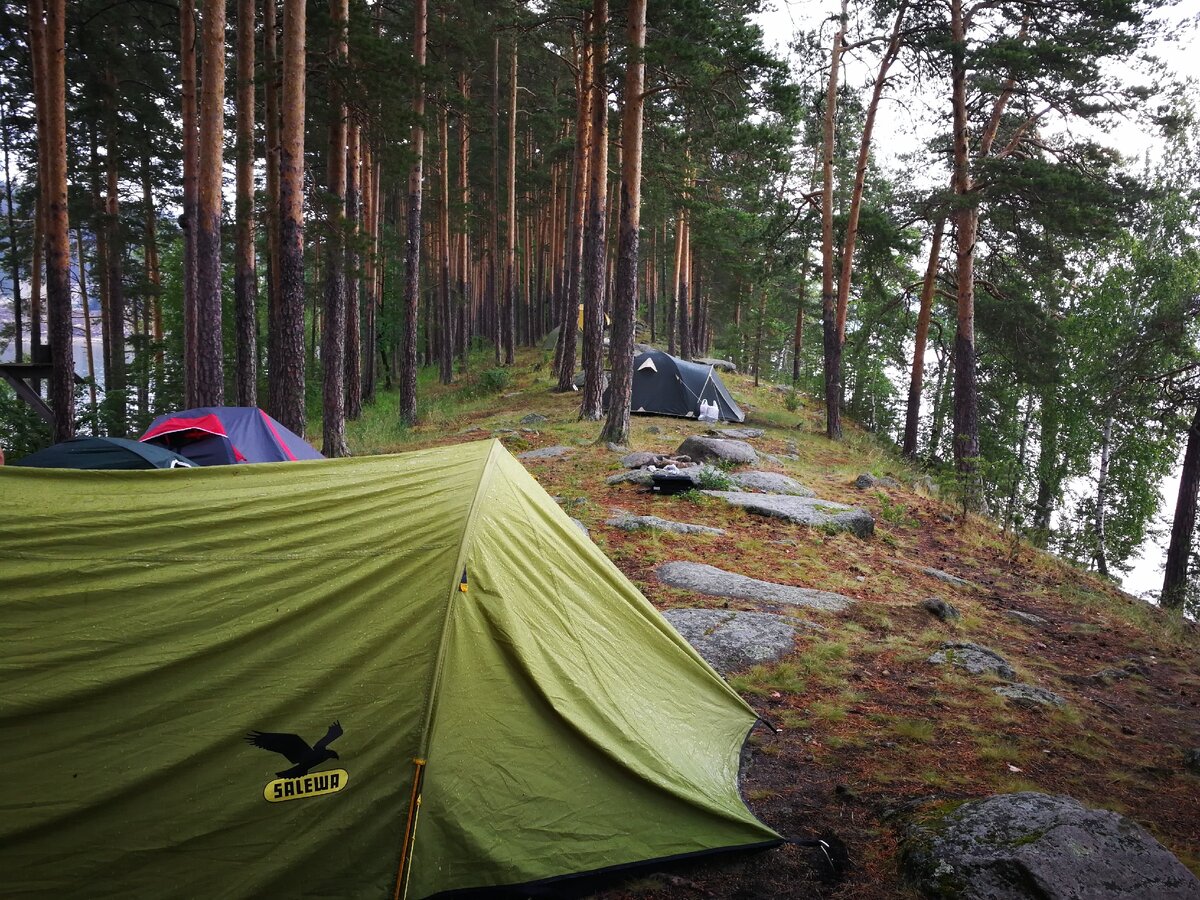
[{"xmin": 0, "ymin": 439, "xmax": 779, "ymax": 898}]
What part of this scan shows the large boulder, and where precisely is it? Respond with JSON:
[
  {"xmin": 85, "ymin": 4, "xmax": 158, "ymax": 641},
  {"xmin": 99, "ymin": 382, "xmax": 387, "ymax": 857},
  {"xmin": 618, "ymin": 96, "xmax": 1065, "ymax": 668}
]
[
  {"xmin": 676, "ymin": 435, "xmax": 758, "ymax": 466},
  {"xmin": 705, "ymin": 491, "xmax": 875, "ymax": 538},
  {"xmin": 927, "ymin": 642, "xmax": 1016, "ymax": 680},
  {"xmin": 708, "ymin": 427, "xmax": 763, "ymax": 439},
  {"xmin": 993, "ymin": 684, "xmax": 1067, "ymax": 709},
  {"xmin": 657, "ymin": 561, "xmax": 854, "ymax": 612},
  {"xmin": 901, "ymin": 792, "xmax": 1200, "ymax": 899},
  {"xmin": 662, "ymin": 608, "xmax": 800, "ymax": 673},
  {"xmin": 923, "ymin": 567, "xmax": 974, "ymax": 589},
  {"xmin": 728, "ymin": 470, "xmax": 815, "ymax": 496}
]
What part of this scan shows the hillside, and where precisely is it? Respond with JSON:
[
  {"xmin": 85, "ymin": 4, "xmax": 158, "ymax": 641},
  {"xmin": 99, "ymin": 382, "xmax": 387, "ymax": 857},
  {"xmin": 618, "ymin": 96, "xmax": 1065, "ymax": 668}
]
[{"xmin": 331, "ymin": 353, "xmax": 1200, "ymax": 899}]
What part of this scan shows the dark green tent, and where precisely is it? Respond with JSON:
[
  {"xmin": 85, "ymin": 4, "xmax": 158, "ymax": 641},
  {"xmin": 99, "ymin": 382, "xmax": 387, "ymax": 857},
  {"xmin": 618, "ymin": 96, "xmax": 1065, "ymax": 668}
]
[
  {"xmin": 13, "ymin": 435, "xmax": 197, "ymax": 469},
  {"xmin": 0, "ymin": 440, "xmax": 779, "ymax": 899}
]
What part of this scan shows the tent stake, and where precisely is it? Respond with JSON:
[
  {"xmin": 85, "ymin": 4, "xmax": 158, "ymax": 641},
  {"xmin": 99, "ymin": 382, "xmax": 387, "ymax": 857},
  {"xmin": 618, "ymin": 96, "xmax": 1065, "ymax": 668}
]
[{"xmin": 393, "ymin": 757, "xmax": 427, "ymax": 900}]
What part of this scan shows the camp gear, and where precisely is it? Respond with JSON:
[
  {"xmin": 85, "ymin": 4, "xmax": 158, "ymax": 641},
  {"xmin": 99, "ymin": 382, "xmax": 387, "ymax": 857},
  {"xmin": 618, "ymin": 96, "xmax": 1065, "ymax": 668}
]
[
  {"xmin": 651, "ymin": 471, "xmax": 699, "ymax": 495},
  {"xmin": 11, "ymin": 436, "xmax": 197, "ymax": 469},
  {"xmin": 628, "ymin": 350, "xmax": 745, "ymax": 423},
  {"xmin": 1, "ymin": 439, "xmax": 779, "ymax": 899},
  {"xmin": 140, "ymin": 406, "xmax": 323, "ymax": 465}
]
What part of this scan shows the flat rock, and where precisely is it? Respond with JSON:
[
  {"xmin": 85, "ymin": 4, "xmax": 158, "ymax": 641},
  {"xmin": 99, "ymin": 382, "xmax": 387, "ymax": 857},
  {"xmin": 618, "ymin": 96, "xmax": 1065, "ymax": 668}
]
[
  {"xmin": 705, "ymin": 491, "xmax": 875, "ymax": 538},
  {"xmin": 708, "ymin": 427, "xmax": 763, "ymax": 439},
  {"xmin": 900, "ymin": 792, "xmax": 1200, "ymax": 899},
  {"xmin": 728, "ymin": 471, "xmax": 815, "ymax": 496},
  {"xmin": 676, "ymin": 435, "xmax": 758, "ymax": 466},
  {"xmin": 928, "ymin": 642, "xmax": 1016, "ymax": 680},
  {"xmin": 993, "ymin": 683, "xmax": 1067, "ymax": 708},
  {"xmin": 520, "ymin": 413, "xmax": 548, "ymax": 426},
  {"xmin": 694, "ymin": 357, "xmax": 738, "ymax": 373},
  {"xmin": 923, "ymin": 597, "xmax": 960, "ymax": 622},
  {"xmin": 605, "ymin": 513, "xmax": 725, "ymax": 536},
  {"xmin": 855, "ymin": 473, "xmax": 901, "ymax": 490},
  {"xmin": 621, "ymin": 451, "xmax": 663, "ymax": 469},
  {"xmin": 923, "ymin": 567, "xmax": 973, "ymax": 588},
  {"xmin": 1007, "ymin": 610, "xmax": 1051, "ymax": 628},
  {"xmin": 518, "ymin": 445, "xmax": 573, "ymax": 460},
  {"xmin": 662, "ymin": 608, "xmax": 798, "ymax": 673},
  {"xmin": 605, "ymin": 442, "xmax": 628, "ymax": 453},
  {"xmin": 656, "ymin": 561, "xmax": 854, "ymax": 612}
]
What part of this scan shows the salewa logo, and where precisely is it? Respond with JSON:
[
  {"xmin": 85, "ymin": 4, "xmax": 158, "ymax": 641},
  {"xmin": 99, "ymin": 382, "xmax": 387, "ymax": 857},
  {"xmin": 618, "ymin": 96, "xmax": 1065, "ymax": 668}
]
[{"xmin": 246, "ymin": 720, "xmax": 349, "ymax": 803}]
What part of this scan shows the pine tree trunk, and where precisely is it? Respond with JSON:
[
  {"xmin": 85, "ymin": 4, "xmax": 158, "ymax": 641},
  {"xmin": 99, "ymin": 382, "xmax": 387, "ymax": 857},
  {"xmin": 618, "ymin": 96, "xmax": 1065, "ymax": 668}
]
[
  {"xmin": 1162, "ymin": 402, "xmax": 1200, "ymax": 609},
  {"xmin": 321, "ymin": 0, "xmax": 349, "ymax": 456},
  {"xmin": 271, "ymin": 0, "xmax": 308, "ymax": 436},
  {"xmin": 345, "ymin": 121, "xmax": 362, "ymax": 419},
  {"xmin": 599, "ymin": 0, "xmax": 645, "ymax": 446},
  {"xmin": 87, "ymin": 127, "xmax": 109, "ymax": 386},
  {"xmin": 457, "ymin": 72, "xmax": 471, "ymax": 369},
  {"xmin": 141, "ymin": 157, "xmax": 164, "ymax": 390},
  {"xmin": 579, "ymin": 0, "xmax": 608, "ymax": 420},
  {"xmin": 556, "ymin": 16, "xmax": 592, "ymax": 391},
  {"xmin": 104, "ymin": 69, "xmax": 127, "ymax": 432},
  {"xmin": 678, "ymin": 211, "xmax": 691, "ymax": 359},
  {"xmin": 75, "ymin": 227, "xmax": 98, "ymax": 422},
  {"xmin": 490, "ymin": 34, "xmax": 501, "ymax": 366},
  {"xmin": 903, "ymin": 219, "xmax": 945, "ymax": 458},
  {"xmin": 195, "ymin": 0, "xmax": 227, "ymax": 406},
  {"xmin": 438, "ymin": 105, "xmax": 453, "ymax": 383},
  {"xmin": 667, "ymin": 215, "xmax": 680, "ymax": 357},
  {"xmin": 820, "ymin": 0, "xmax": 846, "ymax": 441},
  {"xmin": 38, "ymin": 0, "xmax": 74, "ymax": 440},
  {"xmin": 264, "ymin": 0, "xmax": 281, "ymax": 410},
  {"xmin": 2, "ymin": 109, "xmax": 24, "ymax": 363},
  {"xmin": 399, "ymin": 0, "xmax": 426, "ymax": 425},
  {"xmin": 503, "ymin": 44, "xmax": 518, "ymax": 367},
  {"xmin": 181, "ymin": 0, "xmax": 199, "ymax": 407},
  {"xmin": 235, "ymin": 0, "xmax": 258, "ymax": 407},
  {"xmin": 792, "ymin": 252, "xmax": 807, "ymax": 385},
  {"xmin": 950, "ymin": 0, "xmax": 981, "ymax": 506}
]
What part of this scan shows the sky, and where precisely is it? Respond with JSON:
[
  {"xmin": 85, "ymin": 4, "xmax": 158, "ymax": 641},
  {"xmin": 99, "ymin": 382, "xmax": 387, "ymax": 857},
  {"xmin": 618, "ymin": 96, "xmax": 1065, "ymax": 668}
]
[{"xmin": 752, "ymin": 0, "xmax": 1200, "ymax": 598}]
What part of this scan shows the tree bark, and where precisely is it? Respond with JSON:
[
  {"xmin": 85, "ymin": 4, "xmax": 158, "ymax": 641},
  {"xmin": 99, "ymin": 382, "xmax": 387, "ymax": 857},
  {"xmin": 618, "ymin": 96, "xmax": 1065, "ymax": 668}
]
[
  {"xmin": 1162, "ymin": 402, "xmax": 1200, "ymax": 609},
  {"xmin": 556, "ymin": 16, "xmax": 592, "ymax": 391},
  {"xmin": 181, "ymin": 0, "xmax": 199, "ymax": 406},
  {"xmin": 2, "ymin": 108, "xmax": 23, "ymax": 363},
  {"xmin": 820, "ymin": 0, "xmax": 847, "ymax": 440},
  {"xmin": 235, "ymin": 0, "xmax": 258, "ymax": 407},
  {"xmin": 438, "ymin": 103, "xmax": 453, "ymax": 383},
  {"xmin": 195, "ymin": 0, "xmax": 227, "ymax": 406},
  {"xmin": 579, "ymin": 0, "xmax": 608, "ymax": 420},
  {"xmin": 271, "ymin": 0, "xmax": 308, "ymax": 436},
  {"xmin": 141, "ymin": 155, "xmax": 164, "ymax": 388},
  {"xmin": 599, "ymin": 0, "xmax": 645, "ymax": 446},
  {"xmin": 490, "ymin": 34, "xmax": 501, "ymax": 365},
  {"xmin": 321, "ymin": 0, "xmax": 349, "ymax": 456},
  {"xmin": 75, "ymin": 227, "xmax": 98, "ymax": 422},
  {"xmin": 103, "ymin": 68, "xmax": 126, "ymax": 431},
  {"xmin": 38, "ymin": 0, "xmax": 74, "ymax": 440},
  {"xmin": 399, "ymin": 0, "xmax": 426, "ymax": 425},
  {"xmin": 667, "ymin": 214, "xmax": 681, "ymax": 357},
  {"xmin": 503, "ymin": 43, "xmax": 518, "ymax": 367},
  {"xmin": 264, "ymin": 0, "xmax": 281, "ymax": 412},
  {"xmin": 903, "ymin": 218, "xmax": 945, "ymax": 457},
  {"xmin": 678, "ymin": 207, "xmax": 691, "ymax": 360},
  {"xmin": 950, "ymin": 0, "xmax": 981, "ymax": 506},
  {"xmin": 345, "ymin": 120, "xmax": 362, "ymax": 419}
]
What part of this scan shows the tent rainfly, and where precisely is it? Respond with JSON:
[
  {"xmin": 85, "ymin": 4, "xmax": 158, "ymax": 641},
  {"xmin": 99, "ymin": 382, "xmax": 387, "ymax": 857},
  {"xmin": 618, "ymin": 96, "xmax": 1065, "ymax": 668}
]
[
  {"xmin": 628, "ymin": 350, "xmax": 746, "ymax": 423},
  {"xmin": 0, "ymin": 440, "xmax": 780, "ymax": 899},
  {"xmin": 140, "ymin": 406, "xmax": 324, "ymax": 465}
]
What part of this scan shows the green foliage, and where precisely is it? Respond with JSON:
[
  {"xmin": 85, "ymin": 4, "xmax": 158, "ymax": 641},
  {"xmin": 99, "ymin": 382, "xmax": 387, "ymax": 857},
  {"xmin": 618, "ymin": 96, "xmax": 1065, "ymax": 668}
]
[
  {"xmin": 696, "ymin": 467, "xmax": 734, "ymax": 491},
  {"xmin": 474, "ymin": 368, "xmax": 511, "ymax": 397}
]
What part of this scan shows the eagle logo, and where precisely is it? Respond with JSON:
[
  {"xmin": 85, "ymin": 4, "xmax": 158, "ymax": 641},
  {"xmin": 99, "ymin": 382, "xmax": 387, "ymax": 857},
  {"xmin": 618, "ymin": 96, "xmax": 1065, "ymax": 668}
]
[{"xmin": 245, "ymin": 721, "xmax": 344, "ymax": 779}]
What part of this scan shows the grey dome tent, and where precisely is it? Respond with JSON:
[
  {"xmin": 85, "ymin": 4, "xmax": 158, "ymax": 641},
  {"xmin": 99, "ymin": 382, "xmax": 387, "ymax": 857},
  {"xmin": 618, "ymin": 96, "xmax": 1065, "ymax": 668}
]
[{"xmin": 629, "ymin": 350, "xmax": 745, "ymax": 422}]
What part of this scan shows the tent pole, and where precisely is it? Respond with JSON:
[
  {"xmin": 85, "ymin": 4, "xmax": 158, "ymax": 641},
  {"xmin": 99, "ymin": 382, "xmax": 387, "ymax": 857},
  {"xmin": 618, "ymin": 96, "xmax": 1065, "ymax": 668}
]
[{"xmin": 393, "ymin": 757, "xmax": 427, "ymax": 900}]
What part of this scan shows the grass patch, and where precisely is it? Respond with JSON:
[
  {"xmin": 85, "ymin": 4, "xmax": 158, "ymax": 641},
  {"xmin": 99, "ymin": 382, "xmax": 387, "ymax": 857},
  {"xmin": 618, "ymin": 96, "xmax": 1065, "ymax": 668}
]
[{"xmin": 728, "ymin": 661, "xmax": 806, "ymax": 697}]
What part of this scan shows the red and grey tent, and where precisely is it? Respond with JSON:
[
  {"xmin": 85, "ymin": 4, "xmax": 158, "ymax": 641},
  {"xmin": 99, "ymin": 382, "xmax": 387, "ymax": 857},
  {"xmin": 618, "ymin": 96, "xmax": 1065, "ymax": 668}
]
[{"xmin": 140, "ymin": 407, "xmax": 323, "ymax": 466}]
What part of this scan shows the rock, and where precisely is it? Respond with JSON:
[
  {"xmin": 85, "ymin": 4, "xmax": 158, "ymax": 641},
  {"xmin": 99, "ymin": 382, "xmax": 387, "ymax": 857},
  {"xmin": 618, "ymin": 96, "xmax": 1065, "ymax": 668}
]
[
  {"xmin": 993, "ymin": 683, "xmax": 1067, "ymax": 708},
  {"xmin": 621, "ymin": 451, "xmax": 663, "ymax": 469},
  {"xmin": 708, "ymin": 427, "xmax": 763, "ymax": 439},
  {"xmin": 656, "ymin": 561, "xmax": 854, "ymax": 612},
  {"xmin": 570, "ymin": 518, "xmax": 589, "ymax": 538},
  {"xmin": 605, "ymin": 442, "xmax": 628, "ymax": 453},
  {"xmin": 1087, "ymin": 668, "xmax": 1131, "ymax": 686},
  {"xmin": 662, "ymin": 609, "xmax": 799, "ymax": 674},
  {"xmin": 923, "ymin": 597, "xmax": 961, "ymax": 622},
  {"xmin": 854, "ymin": 473, "xmax": 877, "ymax": 490},
  {"xmin": 1007, "ymin": 610, "xmax": 1051, "ymax": 628},
  {"xmin": 927, "ymin": 642, "xmax": 1016, "ymax": 680},
  {"xmin": 922, "ymin": 567, "xmax": 973, "ymax": 589},
  {"xmin": 520, "ymin": 413, "xmax": 548, "ymax": 426},
  {"xmin": 694, "ymin": 357, "xmax": 738, "ymax": 373},
  {"xmin": 1184, "ymin": 749, "xmax": 1200, "ymax": 775},
  {"xmin": 704, "ymin": 491, "xmax": 875, "ymax": 538},
  {"xmin": 605, "ymin": 513, "xmax": 725, "ymax": 536},
  {"xmin": 727, "ymin": 471, "xmax": 815, "ymax": 496},
  {"xmin": 605, "ymin": 464, "xmax": 722, "ymax": 487},
  {"xmin": 676, "ymin": 435, "xmax": 758, "ymax": 466},
  {"xmin": 900, "ymin": 792, "xmax": 1200, "ymax": 899},
  {"xmin": 517, "ymin": 445, "xmax": 573, "ymax": 460}
]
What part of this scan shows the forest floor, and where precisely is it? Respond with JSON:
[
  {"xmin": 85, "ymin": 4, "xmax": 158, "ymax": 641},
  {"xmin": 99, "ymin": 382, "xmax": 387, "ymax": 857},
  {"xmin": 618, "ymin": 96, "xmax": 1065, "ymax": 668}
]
[{"xmin": 326, "ymin": 349, "xmax": 1200, "ymax": 899}]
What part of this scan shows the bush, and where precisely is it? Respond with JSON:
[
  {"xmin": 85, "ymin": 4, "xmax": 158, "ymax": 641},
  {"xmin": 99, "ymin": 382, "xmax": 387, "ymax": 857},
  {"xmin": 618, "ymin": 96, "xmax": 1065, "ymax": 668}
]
[
  {"xmin": 696, "ymin": 466, "xmax": 735, "ymax": 491},
  {"xmin": 784, "ymin": 390, "xmax": 801, "ymax": 412},
  {"xmin": 477, "ymin": 367, "xmax": 511, "ymax": 395}
]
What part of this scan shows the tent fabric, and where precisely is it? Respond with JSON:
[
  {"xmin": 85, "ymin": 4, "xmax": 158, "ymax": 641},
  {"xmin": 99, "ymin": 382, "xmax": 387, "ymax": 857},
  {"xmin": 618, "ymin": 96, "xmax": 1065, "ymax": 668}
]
[
  {"xmin": 11, "ymin": 436, "xmax": 196, "ymax": 469},
  {"xmin": 140, "ymin": 406, "xmax": 323, "ymax": 465},
  {"xmin": 629, "ymin": 350, "xmax": 746, "ymax": 423},
  {"xmin": 0, "ymin": 440, "xmax": 779, "ymax": 900}
]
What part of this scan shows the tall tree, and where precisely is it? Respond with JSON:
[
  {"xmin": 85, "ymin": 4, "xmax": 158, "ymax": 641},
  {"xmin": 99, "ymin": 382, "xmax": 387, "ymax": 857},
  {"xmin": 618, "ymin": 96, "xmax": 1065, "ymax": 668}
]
[
  {"xmin": 599, "ymin": 0, "xmax": 646, "ymax": 447},
  {"xmin": 399, "ymin": 0, "xmax": 426, "ymax": 425},
  {"xmin": 345, "ymin": 120, "xmax": 362, "ymax": 419},
  {"xmin": 502, "ymin": 41, "xmax": 517, "ymax": 367},
  {"xmin": 1163, "ymin": 402, "xmax": 1200, "ymax": 610},
  {"xmin": 579, "ymin": 0, "xmax": 608, "ymax": 421},
  {"xmin": 2, "ymin": 106, "xmax": 23, "ymax": 364},
  {"xmin": 321, "ymin": 0, "xmax": 349, "ymax": 456},
  {"xmin": 181, "ymin": 0, "xmax": 199, "ymax": 405},
  {"xmin": 820, "ymin": 0, "xmax": 847, "ymax": 440},
  {"xmin": 270, "ymin": 0, "xmax": 307, "ymax": 435},
  {"xmin": 234, "ymin": 0, "xmax": 258, "ymax": 407},
  {"xmin": 902, "ymin": 218, "xmax": 945, "ymax": 457},
  {"xmin": 264, "ymin": 0, "xmax": 282, "ymax": 413},
  {"xmin": 194, "ymin": 0, "xmax": 227, "ymax": 406}
]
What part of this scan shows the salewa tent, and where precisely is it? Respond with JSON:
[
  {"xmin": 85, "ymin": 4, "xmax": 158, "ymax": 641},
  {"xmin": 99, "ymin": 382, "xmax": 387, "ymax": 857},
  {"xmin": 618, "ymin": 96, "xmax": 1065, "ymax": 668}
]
[
  {"xmin": 140, "ymin": 406, "xmax": 323, "ymax": 465},
  {"xmin": 12, "ymin": 436, "xmax": 197, "ymax": 469},
  {"xmin": 630, "ymin": 350, "xmax": 746, "ymax": 422},
  {"xmin": 0, "ymin": 440, "xmax": 779, "ymax": 899}
]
